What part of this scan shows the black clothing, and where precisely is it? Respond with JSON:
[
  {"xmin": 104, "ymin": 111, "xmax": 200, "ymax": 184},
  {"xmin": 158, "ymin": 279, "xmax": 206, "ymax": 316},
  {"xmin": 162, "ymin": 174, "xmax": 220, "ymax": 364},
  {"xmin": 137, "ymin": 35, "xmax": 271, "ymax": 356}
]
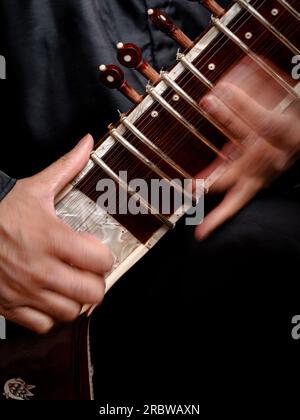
[
  {"xmin": 92, "ymin": 191, "xmax": 300, "ymax": 405},
  {"xmin": 0, "ymin": 0, "xmax": 210, "ymax": 183},
  {"xmin": 0, "ymin": 170, "xmax": 15, "ymax": 200}
]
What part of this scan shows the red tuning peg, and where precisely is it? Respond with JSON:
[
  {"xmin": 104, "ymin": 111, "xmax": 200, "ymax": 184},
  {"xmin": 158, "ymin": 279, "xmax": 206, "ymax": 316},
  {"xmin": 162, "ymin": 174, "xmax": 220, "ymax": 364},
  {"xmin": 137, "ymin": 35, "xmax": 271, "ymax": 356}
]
[
  {"xmin": 99, "ymin": 64, "xmax": 143, "ymax": 105},
  {"xmin": 187, "ymin": 0, "xmax": 225, "ymax": 17},
  {"xmin": 148, "ymin": 9, "xmax": 193, "ymax": 50},
  {"xmin": 116, "ymin": 42, "xmax": 160, "ymax": 84}
]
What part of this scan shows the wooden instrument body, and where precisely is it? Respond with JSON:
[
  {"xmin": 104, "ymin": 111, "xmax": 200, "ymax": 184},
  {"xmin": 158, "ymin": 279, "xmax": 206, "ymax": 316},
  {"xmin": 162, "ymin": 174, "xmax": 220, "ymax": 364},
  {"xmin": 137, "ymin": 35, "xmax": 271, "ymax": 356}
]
[{"xmin": 0, "ymin": 317, "xmax": 92, "ymax": 400}]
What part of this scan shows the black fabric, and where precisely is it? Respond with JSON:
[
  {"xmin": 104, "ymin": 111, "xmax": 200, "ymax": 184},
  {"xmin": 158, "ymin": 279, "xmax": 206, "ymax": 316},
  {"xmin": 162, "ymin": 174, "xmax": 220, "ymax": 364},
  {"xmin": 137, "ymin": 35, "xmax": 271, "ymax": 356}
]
[
  {"xmin": 91, "ymin": 189, "xmax": 300, "ymax": 408},
  {"xmin": 0, "ymin": 0, "xmax": 209, "ymax": 180},
  {"xmin": 0, "ymin": 170, "xmax": 16, "ymax": 200}
]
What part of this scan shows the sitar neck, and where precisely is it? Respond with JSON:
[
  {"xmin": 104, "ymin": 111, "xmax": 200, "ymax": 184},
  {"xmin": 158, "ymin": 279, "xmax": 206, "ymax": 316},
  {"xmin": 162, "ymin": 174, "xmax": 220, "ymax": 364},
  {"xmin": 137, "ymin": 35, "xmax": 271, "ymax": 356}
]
[{"xmin": 56, "ymin": 0, "xmax": 300, "ymax": 291}]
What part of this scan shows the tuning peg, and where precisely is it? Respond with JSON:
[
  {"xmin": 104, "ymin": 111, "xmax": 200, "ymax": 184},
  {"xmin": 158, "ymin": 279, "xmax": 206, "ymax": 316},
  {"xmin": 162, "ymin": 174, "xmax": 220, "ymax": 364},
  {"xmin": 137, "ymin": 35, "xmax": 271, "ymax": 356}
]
[
  {"xmin": 148, "ymin": 9, "xmax": 193, "ymax": 50},
  {"xmin": 187, "ymin": 0, "xmax": 225, "ymax": 18},
  {"xmin": 116, "ymin": 42, "xmax": 160, "ymax": 84},
  {"xmin": 99, "ymin": 64, "xmax": 143, "ymax": 105}
]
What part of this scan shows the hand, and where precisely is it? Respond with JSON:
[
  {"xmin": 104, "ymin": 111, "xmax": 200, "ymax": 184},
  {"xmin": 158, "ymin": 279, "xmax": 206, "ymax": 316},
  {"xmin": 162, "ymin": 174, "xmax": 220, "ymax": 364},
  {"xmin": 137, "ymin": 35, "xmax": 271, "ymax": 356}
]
[
  {"xmin": 0, "ymin": 134, "xmax": 113, "ymax": 333},
  {"xmin": 195, "ymin": 82, "xmax": 300, "ymax": 240}
]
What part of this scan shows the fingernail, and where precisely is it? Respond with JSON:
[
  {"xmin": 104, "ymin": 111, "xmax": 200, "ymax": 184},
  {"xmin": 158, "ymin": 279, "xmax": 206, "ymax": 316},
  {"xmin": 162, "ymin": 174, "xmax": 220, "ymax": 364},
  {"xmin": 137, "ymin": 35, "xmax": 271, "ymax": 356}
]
[
  {"xmin": 82, "ymin": 133, "xmax": 93, "ymax": 142},
  {"xmin": 76, "ymin": 134, "xmax": 93, "ymax": 148},
  {"xmin": 200, "ymin": 95, "xmax": 220, "ymax": 114}
]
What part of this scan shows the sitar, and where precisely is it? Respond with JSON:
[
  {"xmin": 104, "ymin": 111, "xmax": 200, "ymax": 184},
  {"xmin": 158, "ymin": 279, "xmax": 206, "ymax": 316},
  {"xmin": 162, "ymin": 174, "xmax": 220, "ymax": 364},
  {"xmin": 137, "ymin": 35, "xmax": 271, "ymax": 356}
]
[{"xmin": 1, "ymin": 0, "xmax": 299, "ymax": 400}]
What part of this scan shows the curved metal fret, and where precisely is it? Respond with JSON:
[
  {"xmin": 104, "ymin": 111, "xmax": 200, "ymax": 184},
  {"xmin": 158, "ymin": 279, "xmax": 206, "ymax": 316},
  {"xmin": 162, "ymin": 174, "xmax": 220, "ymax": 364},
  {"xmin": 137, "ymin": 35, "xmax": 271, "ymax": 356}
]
[
  {"xmin": 276, "ymin": 0, "xmax": 300, "ymax": 20},
  {"xmin": 161, "ymin": 72, "xmax": 241, "ymax": 148},
  {"xmin": 146, "ymin": 85, "xmax": 229, "ymax": 161},
  {"xmin": 90, "ymin": 152, "xmax": 174, "ymax": 229},
  {"xmin": 212, "ymin": 17, "xmax": 299, "ymax": 98},
  {"xmin": 236, "ymin": 0, "xmax": 300, "ymax": 55},
  {"xmin": 119, "ymin": 115, "xmax": 193, "ymax": 179},
  {"xmin": 109, "ymin": 128, "xmax": 195, "ymax": 203},
  {"xmin": 177, "ymin": 53, "xmax": 214, "ymax": 90}
]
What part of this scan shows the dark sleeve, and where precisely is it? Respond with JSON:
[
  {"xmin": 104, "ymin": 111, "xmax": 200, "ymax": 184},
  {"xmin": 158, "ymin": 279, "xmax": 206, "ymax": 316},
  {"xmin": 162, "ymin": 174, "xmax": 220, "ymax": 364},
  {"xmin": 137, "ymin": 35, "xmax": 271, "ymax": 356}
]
[{"xmin": 0, "ymin": 170, "xmax": 16, "ymax": 201}]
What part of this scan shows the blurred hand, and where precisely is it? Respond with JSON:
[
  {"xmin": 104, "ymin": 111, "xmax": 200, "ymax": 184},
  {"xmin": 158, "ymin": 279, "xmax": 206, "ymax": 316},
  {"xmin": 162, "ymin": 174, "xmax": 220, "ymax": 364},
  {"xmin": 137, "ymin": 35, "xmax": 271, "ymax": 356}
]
[
  {"xmin": 195, "ymin": 82, "xmax": 300, "ymax": 240},
  {"xmin": 0, "ymin": 134, "xmax": 113, "ymax": 333}
]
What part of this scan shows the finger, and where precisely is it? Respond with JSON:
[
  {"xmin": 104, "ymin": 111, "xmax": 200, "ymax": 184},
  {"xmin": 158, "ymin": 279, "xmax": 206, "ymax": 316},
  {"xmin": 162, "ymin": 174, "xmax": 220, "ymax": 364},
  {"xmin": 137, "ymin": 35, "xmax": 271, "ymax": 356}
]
[
  {"xmin": 200, "ymin": 93, "xmax": 251, "ymax": 142},
  {"xmin": 29, "ymin": 290, "xmax": 82, "ymax": 323},
  {"xmin": 209, "ymin": 164, "xmax": 240, "ymax": 194},
  {"xmin": 1, "ymin": 306, "xmax": 55, "ymax": 334},
  {"xmin": 195, "ymin": 179, "xmax": 261, "ymax": 241},
  {"xmin": 51, "ymin": 222, "xmax": 114, "ymax": 275},
  {"xmin": 37, "ymin": 134, "xmax": 94, "ymax": 197},
  {"xmin": 221, "ymin": 57, "xmax": 282, "ymax": 106},
  {"xmin": 40, "ymin": 257, "xmax": 106, "ymax": 305},
  {"xmin": 209, "ymin": 146, "xmax": 260, "ymax": 194},
  {"xmin": 214, "ymin": 82, "xmax": 291, "ymax": 149},
  {"xmin": 194, "ymin": 142, "xmax": 238, "ymax": 182}
]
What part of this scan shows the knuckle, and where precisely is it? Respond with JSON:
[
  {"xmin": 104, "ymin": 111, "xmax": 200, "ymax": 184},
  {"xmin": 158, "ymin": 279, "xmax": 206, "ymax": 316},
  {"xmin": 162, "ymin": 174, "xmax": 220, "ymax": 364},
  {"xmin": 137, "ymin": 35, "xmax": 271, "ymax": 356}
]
[
  {"xmin": 0, "ymin": 288, "xmax": 21, "ymax": 311},
  {"xmin": 28, "ymin": 270, "xmax": 47, "ymax": 290},
  {"xmin": 36, "ymin": 262, "xmax": 59, "ymax": 288},
  {"xmin": 59, "ymin": 154, "xmax": 70, "ymax": 164},
  {"xmin": 67, "ymin": 271, "xmax": 100, "ymax": 304},
  {"xmin": 223, "ymin": 114, "xmax": 234, "ymax": 128},
  {"xmin": 46, "ymin": 226, "xmax": 64, "ymax": 254},
  {"xmin": 257, "ymin": 112, "xmax": 278, "ymax": 138},
  {"xmin": 13, "ymin": 178, "xmax": 33, "ymax": 197},
  {"xmin": 69, "ymin": 273, "xmax": 85, "ymax": 297}
]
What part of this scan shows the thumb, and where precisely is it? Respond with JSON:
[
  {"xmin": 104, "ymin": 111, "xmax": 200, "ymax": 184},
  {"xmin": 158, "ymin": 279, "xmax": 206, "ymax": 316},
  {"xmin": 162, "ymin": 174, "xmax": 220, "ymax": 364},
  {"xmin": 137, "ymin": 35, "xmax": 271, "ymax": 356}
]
[{"xmin": 37, "ymin": 134, "xmax": 94, "ymax": 196}]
